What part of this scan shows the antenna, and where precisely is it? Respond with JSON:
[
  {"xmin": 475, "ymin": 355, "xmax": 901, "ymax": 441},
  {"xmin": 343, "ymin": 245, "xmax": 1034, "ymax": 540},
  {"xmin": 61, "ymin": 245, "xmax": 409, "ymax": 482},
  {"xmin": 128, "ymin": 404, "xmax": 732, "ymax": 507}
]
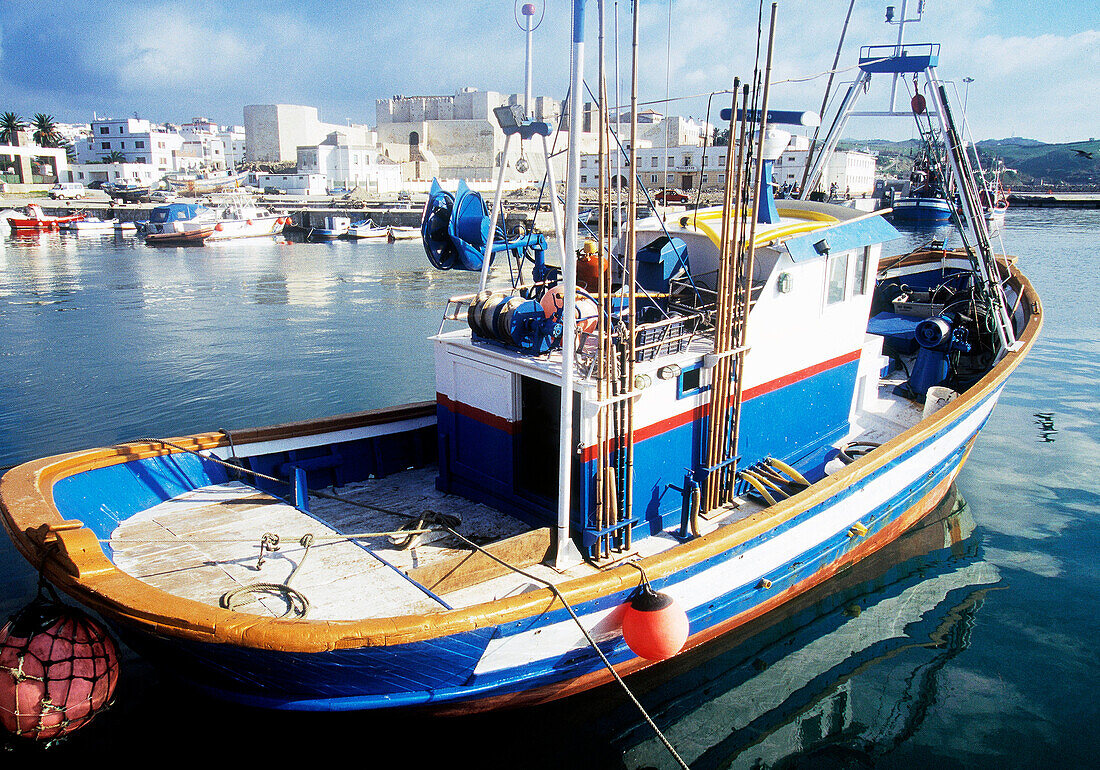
[{"xmin": 516, "ymin": 2, "xmax": 544, "ymax": 117}]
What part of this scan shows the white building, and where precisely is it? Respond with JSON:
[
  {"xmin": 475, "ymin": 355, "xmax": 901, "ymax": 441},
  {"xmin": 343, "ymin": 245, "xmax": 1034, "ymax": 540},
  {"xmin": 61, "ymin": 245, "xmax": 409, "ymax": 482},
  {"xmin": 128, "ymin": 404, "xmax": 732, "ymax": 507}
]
[
  {"xmin": 75, "ymin": 117, "xmax": 184, "ymax": 172},
  {"xmin": 296, "ymin": 130, "xmax": 403, "ymax": 194},
  {"xmin": 243, "ymin": 104, "xmax": 371, "ymax": 163},
  {"xmin": 179, "ymin": 117, "xmax": 228, "ymax": 170},
  {"xmin": 249, "ymin": 172, "xmax": 327, "ymax": 196},
  {"xmin": 374, "ymin": 88, "xmax": 598, "ymax": 183},
  {"xmin": 580, "ymin": 144, "xmax": 732, "ymax": 191},
  {"xmin": 68, "ymin": 161, "xmax": 162, "ymax": 187},
  {"xmin": 0, "ymin": 132, "xmax": 69, "ymax": 186},
  {"xmin": 771, "ymin": 135, "xmax": 877, "ymax": 197}
]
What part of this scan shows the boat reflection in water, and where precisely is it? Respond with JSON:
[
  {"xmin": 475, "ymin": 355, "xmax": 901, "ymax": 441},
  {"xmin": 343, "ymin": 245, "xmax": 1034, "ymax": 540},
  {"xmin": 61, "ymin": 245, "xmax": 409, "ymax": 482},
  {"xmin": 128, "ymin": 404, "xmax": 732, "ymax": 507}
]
[{"xmin": 601, "ymin": 484, "xmax": 993, "ymax": 769}]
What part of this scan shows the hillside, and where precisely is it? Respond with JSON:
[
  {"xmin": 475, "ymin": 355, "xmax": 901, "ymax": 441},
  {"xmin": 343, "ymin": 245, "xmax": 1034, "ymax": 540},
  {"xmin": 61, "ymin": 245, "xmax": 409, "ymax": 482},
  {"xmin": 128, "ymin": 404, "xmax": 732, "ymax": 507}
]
[{"xmin": 837, "ymin": 137, "xmax": 1100, "ymax": 189}]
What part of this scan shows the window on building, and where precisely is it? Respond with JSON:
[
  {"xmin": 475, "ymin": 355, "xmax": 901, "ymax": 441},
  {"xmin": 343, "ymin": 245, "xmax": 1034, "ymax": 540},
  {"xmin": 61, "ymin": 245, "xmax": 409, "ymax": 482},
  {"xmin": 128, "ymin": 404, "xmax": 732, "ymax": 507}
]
[
  {"xmin": 650, "ymin": 157, "xmax": 658, "ymax": 167},
  {"xmin": 826, "ymin": 252, "xmax": 849, "ymax": 304},
  {"xmin": 650, "ymin": 174, "xmax": 658, "ymax": 183},
  {"xmin": 101, "ymin": 142, "xmax": 110, "ymax": 150},
  {"xmin": 683, "ymin": 155, "xmax": 692, "ymax": 167},
  {"xmin": 136, "ymin": 141, "xmax": 145, "ymax": 148},
  {"xmin": 666, "ymin": 174, "xmax": 675, "ymax": 184},
  {"xmin": 702, "ymin": 174, "xmax": 708, "ymax": 183},
  {"xmin": 120, "ymin": 142, "xmax": 125, "ymax": 148},
  {"xmin": 99, "ymin": 126, "xmax": 109, "ymax": 134}
]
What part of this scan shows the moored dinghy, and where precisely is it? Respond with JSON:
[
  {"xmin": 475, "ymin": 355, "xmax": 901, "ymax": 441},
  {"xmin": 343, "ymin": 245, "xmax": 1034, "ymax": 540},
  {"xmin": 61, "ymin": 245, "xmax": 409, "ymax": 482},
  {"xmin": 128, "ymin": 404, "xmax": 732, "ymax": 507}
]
[{"xmin": 0, "ymin": 1, "xmax": 1040, "ymax": 738}]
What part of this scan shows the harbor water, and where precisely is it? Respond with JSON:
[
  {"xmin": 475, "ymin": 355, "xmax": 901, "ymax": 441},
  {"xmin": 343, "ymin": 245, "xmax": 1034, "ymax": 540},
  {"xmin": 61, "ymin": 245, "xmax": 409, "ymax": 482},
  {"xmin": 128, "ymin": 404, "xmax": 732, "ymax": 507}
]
[{"xmin": 1, "ymin": 210, "xmax": 1097, "ymax": 766}]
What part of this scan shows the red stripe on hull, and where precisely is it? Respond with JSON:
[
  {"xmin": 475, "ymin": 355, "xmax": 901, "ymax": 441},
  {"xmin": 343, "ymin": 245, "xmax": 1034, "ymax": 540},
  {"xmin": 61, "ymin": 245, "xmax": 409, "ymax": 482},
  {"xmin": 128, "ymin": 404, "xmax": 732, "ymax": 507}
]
[{"xmin": 579, "ymin": 348, "xmax": 861, "ymax": 463}]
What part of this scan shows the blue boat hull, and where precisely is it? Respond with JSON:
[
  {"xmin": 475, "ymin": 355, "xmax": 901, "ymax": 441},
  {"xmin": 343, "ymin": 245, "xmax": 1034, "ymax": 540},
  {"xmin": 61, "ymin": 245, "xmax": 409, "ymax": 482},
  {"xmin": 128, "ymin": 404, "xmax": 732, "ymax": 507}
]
[{"xmin": 889, "ymin": 197, "xmax": 954, "ymax": 223}]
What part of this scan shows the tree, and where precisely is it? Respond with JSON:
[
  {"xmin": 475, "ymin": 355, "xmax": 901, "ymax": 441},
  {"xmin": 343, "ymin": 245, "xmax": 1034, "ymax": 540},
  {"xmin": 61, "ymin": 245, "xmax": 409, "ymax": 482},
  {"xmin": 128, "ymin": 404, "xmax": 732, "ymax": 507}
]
[
  {"xmin": 101, "ymin": 150, "xmax": 126, "ymax": 163},
  {"xmin": 31, "ymin": 113, "xmax": 61, "ymax": 147},
  {"xmin": 711, "ymin": 126, "xmax": 730, "ymax": 147},
  {"xmin": 1, "ymin": 112, "xmax": 27, "ymax": 145}
]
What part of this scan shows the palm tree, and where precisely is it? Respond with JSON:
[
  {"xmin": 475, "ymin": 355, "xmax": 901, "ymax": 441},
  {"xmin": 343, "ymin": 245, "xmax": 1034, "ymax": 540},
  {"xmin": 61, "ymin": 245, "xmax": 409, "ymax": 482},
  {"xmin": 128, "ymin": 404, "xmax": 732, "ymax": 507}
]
[
  {"xmin": 101, "ymin": 150, "xmax": 126, "ymax": 164},
  {"xmin": 0, "ymin": 112, "xmax": 27, "ymax": 145},
  {"xmin": 31, "ymin": 113, "xmax": 60, "ymax": 147}
]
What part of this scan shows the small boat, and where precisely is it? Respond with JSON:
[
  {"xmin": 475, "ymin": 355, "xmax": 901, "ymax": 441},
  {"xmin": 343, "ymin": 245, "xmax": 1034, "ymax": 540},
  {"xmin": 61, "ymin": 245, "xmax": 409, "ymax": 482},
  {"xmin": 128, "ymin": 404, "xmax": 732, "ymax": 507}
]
[
  {"xmin": 6, "ymin": 204, "xmax": 86, "ymax": 233},
  {"xmin": 0, "ymin": 3, "xmax": 1040, "ymax": 733},
  {"xmin": 143, "ymin": 202, "xmax": 218, "ymax": 246},
  {"xmin": 308, "ymin": 215, "xmax": 350, "ymax": 240},
  {"xmin": 115, "ymin": 220, "xmax": 138, "ymax": 234},
  {"xmin": 979, "ymin": 160, "xmax": 1010, "ymax": 231},
  {"xmin": 347, "ymin": 219, "xmax": 389, "ymax": 239},
  {"xmin": 387, "ymin": 225, "xmax": 421, "ymax": 242},
  {"xmin": 67, "ymin": 217, "xmax": 120, "ymax": 234},
  {"xmin": 208, "ymin": 198, "xmax": 288, "ymax": 241},
  {"xmin": 888, "ymin": 144, "xmax": 956, "ymax": 225}
]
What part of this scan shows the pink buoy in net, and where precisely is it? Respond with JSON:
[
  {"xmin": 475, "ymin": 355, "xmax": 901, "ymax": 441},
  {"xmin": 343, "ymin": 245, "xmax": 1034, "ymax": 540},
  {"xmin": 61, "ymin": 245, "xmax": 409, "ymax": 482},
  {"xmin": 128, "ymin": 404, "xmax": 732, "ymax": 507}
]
[{"xmin": 0, "ymin": 586, "xmax": 120, "ymax": 741}]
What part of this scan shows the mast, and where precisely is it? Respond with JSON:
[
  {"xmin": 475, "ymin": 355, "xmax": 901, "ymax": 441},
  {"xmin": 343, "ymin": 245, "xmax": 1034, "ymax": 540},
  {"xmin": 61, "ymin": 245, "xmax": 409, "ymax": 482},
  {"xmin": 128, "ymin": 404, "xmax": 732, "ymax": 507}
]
[{"xmin": 552, "ymin": 0, "xmax": 587, "ymax": 569}]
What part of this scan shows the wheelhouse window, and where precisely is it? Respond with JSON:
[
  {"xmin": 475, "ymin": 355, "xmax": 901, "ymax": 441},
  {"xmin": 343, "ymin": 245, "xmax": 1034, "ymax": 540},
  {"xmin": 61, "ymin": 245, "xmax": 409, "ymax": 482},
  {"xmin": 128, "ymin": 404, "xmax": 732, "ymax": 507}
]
[
  {"xmin": 826, "ymin": 252, "xmax": 849, "ymax": 304},
  {"xmin": 677, "ymin": 364, "xmax": 708, "ymax": 398},
  {"xmin": 854, "ymin": 247, "xmax": 870, "ymax": 296}
]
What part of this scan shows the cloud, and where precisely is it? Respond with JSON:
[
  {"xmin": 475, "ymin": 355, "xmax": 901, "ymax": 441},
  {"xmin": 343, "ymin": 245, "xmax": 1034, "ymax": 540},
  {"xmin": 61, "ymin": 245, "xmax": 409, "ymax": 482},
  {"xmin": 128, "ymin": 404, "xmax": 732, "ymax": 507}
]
[{"xmin": 0, "ymin": 0, "xmax": 1096, "ymax": 142}]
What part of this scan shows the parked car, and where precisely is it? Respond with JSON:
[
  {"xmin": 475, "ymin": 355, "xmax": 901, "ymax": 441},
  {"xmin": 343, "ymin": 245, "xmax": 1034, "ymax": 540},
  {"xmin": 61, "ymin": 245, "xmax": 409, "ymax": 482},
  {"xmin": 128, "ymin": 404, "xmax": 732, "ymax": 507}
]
[
  {"xmin": 149, "ymin": 190, "xmax": 178, "ymax": 203},
  {"xmin": 263, "ymin": 186, "xmax": 286, "ymax": 195},
  {"xmin": 654, "ymin": 189, "xmax": 690, "ymax": 204},
  {"xmin": 49, "ymin": 182, "xmax": 87, "ymax": 200}
]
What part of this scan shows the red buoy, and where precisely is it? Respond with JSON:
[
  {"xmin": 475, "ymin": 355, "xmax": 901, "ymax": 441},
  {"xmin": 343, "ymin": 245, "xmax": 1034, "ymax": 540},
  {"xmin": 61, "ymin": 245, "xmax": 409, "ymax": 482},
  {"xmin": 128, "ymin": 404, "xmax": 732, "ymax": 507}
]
[
  {"xmin": 911, "ymin": 93, "xmax": 927, "ymax": 115},
  {"xmin": 0, "ymin": 589, "xmax": 119, "ymax": 741},
  {"xmin": 621, "ymin": 583, "xmax": 689, "ymax": 661},
  {"xmin": 214, "ymin": 222, "xmax": 225, "ymax": 231}
]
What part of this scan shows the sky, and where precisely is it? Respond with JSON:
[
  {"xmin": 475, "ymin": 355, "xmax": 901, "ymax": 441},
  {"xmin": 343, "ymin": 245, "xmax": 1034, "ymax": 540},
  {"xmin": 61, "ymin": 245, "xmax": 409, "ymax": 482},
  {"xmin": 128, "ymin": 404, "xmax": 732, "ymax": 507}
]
[{"xmin": 1, "ymin": 0, "xmax": 1097, "ymax": 145}]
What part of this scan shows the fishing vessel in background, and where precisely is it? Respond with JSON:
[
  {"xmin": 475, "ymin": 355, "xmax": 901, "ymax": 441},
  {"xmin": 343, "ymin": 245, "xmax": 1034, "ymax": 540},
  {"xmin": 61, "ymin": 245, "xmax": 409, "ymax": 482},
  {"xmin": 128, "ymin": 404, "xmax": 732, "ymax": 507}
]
[
  {"xmin": 5, "ymin": 204, "xmax": 85, "ymax": 234},
  {"xmin": 889, "ymin": 145, "xmax": 955, "ymax": 224},
  {"xmin": 0, "ymin": 1, "xmax": 1039, "ymax": 754}
]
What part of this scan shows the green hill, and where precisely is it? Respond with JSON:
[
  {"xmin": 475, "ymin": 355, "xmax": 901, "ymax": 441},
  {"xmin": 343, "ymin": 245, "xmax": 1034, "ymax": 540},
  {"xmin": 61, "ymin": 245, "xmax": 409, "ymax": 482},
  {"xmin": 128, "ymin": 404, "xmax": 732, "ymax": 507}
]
[{"xmin": 836, "ymin": 137, "xmax": 1100, "ymax": 189}]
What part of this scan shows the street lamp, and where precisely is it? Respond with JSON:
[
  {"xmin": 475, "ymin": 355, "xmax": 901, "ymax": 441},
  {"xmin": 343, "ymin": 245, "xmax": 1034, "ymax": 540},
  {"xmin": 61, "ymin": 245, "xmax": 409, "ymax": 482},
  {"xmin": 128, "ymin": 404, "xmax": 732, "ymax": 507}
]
[{"xmin": 962, "ymin": 76, "xmax": 974, "ymax": 126}]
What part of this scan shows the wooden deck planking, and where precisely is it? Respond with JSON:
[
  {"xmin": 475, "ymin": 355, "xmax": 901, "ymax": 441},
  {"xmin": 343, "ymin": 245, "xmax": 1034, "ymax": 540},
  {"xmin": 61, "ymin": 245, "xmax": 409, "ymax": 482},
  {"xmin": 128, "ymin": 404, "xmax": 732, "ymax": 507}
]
[
  {"xmin": 111, "ymin": 481, "xmax": 448, "ymax": 619},
  {"xmin": 108, "ymin": 472, "xmax": 545, "ymax": 620}
]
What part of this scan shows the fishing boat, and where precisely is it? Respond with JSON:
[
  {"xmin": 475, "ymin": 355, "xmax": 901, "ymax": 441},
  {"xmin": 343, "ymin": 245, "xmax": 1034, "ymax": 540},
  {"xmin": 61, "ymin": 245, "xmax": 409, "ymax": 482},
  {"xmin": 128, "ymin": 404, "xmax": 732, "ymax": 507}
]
[
  {"xmin": 888, "ymin": 147, "xmax": 954, "ymax": 224},
  {"xmin": 307, "ymin": 215, "xmax": 351, "ymax": 240},
  {"xmin": 347, "ymin": 219, "xmax": 389, "ymax": 239},
  {"xmin": 143, "ymin": 202, "xmax": 218, "ymax": 246},
  {"xmin": 207, "ymin": 197, "xmax": 288, "ymax": 241},
  {"xmin": 979, "ymin": 160, "xmax": 1010, "ymax": 231},
  {"xmin": 0, "ymin": 1, "xmax": 1039, "ymax": 740},
  {"xmin": 387, "ymin": 225, "xmax": 421, "ymax": 242},
  {"xmin": 66, "ymin": 217, "xmax": 120, "ymax": 234},
  {"xmin": 6, "ymin": 204, "xmax": 85, "ymax": 234}
]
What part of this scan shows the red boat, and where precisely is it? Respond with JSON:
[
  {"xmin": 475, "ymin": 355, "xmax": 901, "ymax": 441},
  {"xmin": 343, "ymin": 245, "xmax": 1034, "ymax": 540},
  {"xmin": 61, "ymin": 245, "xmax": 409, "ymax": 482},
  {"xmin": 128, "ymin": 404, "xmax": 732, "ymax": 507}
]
[{"xmin": 7, "ymin": 204, "xmax": 86, "ymax": 233}]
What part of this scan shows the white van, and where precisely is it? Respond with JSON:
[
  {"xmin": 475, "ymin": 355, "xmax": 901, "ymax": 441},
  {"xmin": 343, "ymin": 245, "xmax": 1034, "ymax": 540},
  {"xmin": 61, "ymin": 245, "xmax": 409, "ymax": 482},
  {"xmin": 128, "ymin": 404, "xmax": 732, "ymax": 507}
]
[{"xmin": 49, "ymin": 182, "xmax": 87, "ymax": 200}]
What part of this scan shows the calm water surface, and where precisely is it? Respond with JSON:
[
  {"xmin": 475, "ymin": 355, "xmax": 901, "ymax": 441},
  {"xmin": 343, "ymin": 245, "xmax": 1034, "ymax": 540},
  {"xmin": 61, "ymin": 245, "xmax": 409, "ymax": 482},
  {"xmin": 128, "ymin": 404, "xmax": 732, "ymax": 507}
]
[{"xmin": 0, "ymin": 210, "xmax": 1096, "ymax": 766}]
